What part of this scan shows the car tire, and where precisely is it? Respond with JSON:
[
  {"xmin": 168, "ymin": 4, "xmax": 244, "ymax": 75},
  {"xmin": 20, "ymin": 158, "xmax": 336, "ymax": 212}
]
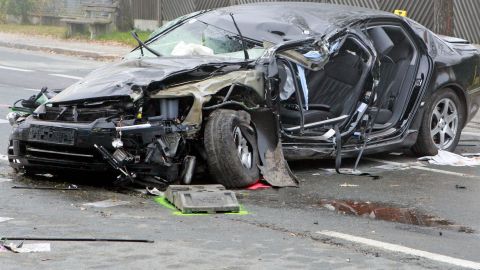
[
  {"xmin": 412, "ymin": 88, "xmax": 465, "ymax": 156},
  {"xmin": 204, "ymin": 109, "xmax": 259, "ymax": 188}
]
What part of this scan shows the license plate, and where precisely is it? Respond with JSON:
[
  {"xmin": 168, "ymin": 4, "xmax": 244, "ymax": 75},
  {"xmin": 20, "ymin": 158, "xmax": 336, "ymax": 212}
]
[{"xmin": 28, "ymin": 125, "xmax": 76, "ymax": 145}]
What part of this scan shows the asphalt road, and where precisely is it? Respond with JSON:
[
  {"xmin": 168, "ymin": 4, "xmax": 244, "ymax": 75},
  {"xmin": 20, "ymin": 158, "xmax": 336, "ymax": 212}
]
[{"xmin": 1, "ymin": 47, "xmax": 480, "ymax": 269}]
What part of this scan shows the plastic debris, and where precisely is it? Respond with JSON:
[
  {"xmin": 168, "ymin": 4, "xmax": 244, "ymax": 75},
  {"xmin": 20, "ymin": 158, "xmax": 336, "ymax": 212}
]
[
  {"xmin": 3, "ymin": 243, "xmax": 51, "ymax": 253},
  {"xmin": 419, "ymin": 150, "xmax": 480, "ymax": 166},
  {"xmin": 246, "ymin": 181, "xmax": 271, "ymax": 190},
  {"xmin": 455, "ymin": 184, "xmax": 466, "ymax": 189},
  {"xmin": 83, "ymin": 199, "xmax": 130, "ymax": 208},
  {"xmin": 171, "ymin": 41, "xmax": 214, "ymax": 56},
  {"xmin": 0, "ymin": 217, "xmax": 13, "ymax": 223},
  {"xmin": 165, "ymin": 185, "xmax": 240, "ymax": 214},
  {"xmin": 146, "ymin": 187, "xmax": 164, "ymax": 196}
]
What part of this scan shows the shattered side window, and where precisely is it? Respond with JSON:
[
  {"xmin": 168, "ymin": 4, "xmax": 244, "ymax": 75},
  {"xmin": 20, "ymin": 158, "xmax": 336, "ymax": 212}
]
[{"xmin": 128, "ymin": 19, "xmax": 264, "ymax": 59}]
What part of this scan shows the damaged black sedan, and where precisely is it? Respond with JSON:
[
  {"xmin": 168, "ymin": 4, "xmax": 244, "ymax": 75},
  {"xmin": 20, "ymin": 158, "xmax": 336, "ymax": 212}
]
[{"xmin": 7, "ymin": 3, "xmax": 480, "ymax": 188}]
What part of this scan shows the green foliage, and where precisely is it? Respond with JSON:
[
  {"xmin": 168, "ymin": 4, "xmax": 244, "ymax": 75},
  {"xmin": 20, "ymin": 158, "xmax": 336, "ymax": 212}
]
[{"xmin": 0, "ymin": 0, "xmax": 50, "ymax": 23}]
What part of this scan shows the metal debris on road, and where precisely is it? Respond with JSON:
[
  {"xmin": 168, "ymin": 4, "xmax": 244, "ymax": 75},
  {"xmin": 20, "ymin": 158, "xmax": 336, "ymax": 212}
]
[
  {"xmin": 1, "ymin": 237, "xmax": 154, "ymax": 243},
  {"xmin": 12, "ymin": 185, "xmax": 79, "ymax": 190},
  {"xmin": 83, "ymin": 199, "xmax": 130, "ymax": 208}
]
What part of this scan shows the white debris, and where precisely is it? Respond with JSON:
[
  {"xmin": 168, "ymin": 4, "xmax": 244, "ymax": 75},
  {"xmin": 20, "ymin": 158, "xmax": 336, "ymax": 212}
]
[
  {"xmin": 323, "ymin": 204, "xmax": 336, "ymax": 211},
  {"xmin": 339, "ymin": 183, "xmax": 359, "ymax": 187},
  {"xmin": 171, "ymin": 41, "xmax": 214, "ymax": 56},
  {"xmin": 0, "ymin": 217, "xmax": 13, "ymax": 223},
  {"xmin": 372, "ymin": 164, "xmax": 411, "ymax": 171},
  {"xmin": 4, "ymin": 243, "xmax": 51, "ymax": 253},
  {"xmin": 146, "ymin": 187, "xmax": 164, "ymax": 196},
  {"xmin": 418, "ymin": 150, "xmax": 480, "ymax": 166},
  {"xmin": 83, "ymin": 199, "xmax": 130, "ymax": 208}
]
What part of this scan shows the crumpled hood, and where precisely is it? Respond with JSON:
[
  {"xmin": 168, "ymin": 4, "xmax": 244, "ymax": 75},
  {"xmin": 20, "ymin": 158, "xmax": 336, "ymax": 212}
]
[{"xmin": 50, "ymin": 56, "xmax": 244, "ymax": 103}]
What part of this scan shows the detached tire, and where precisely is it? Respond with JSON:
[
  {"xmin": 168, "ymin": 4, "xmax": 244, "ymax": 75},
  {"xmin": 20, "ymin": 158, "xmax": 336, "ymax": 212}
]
[
  {"xmin": 204, "ymin": 109, "xmax": 259, "ymax": 188},
  {"xmin": 412, "ymin": 88, "xmax": 465, "ymax": 156}
]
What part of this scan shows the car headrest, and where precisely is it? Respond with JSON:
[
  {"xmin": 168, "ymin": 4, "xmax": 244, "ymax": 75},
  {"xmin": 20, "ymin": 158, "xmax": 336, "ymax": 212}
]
[
  {"xmin": 368, "ymin": 27, "xmax": 394, "ymax": 56},
  {"xmin": 388, "ymin": 41, "xmax": 411, "ymax": 62}
]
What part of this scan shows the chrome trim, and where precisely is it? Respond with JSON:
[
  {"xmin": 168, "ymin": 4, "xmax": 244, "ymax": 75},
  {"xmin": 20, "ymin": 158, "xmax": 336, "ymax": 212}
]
[{"xmin": 26, "ymin": 147, "xmax": 94, "ymax": 158}]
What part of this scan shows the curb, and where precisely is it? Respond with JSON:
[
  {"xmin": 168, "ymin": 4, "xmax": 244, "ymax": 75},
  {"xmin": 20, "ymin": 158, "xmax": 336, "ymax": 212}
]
[{"xmin": 0, "ymin": 41, "xmax": 121, "ymax": 61}]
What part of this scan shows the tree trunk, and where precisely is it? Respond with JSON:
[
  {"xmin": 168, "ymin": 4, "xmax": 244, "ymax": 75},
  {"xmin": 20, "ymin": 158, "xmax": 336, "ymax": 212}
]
[
  {"xmin": 117, "ymin": 0, "xmax": 133, "ymax": 31},
  {"xmin": 434, "ymin": 0, "xmax": 454, "ymax": 36}
]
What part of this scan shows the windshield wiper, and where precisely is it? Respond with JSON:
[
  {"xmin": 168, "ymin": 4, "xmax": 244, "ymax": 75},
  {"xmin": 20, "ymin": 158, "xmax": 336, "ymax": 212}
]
[
  {"xmin": 131, "ymin": 31, "xmax": 162, "ymax": 57},
  {"xmin": 229, "ymin": 13, "xmax": 249, "ymax": 60}
]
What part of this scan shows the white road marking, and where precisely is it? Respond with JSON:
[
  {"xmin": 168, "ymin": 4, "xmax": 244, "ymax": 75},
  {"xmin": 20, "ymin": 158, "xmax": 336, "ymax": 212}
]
[
  {"xmin": 0, "ymin": 178, "xmax": 12, "ymax": 183},
  {"xmin": 0, "ymin": 119, "xmax": 9, "ymax": 124},
  {"xmin": 364, "ymin": 157, "xmax": 475, "ymax": 178},
  {"xmin": 23, "ymin": 88, "xmax": 40, "ymax": 92},
  {"xmin": 461, "ymin": 131, "xmax": 480, "ymax": 137},
  {"xmin": 0, "ymin": 65, "xmax": 34, "ymax": 72},
  {"xmin": 365, "ymin": 157, "xmax": 404, "ymax": 166},
  {"xmin": 48, "ymin": 74, "xmax": 83, "ymax": 80},
  {"xmin": 317, "ymin": 230, "xmax": 480, "ymax": 269}
]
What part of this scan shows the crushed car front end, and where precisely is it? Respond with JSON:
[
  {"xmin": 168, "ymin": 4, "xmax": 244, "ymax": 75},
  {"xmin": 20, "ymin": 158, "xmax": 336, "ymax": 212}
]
[{"xmin": 8, "ymin": 67, "xmax": 265, "ymax": 187}]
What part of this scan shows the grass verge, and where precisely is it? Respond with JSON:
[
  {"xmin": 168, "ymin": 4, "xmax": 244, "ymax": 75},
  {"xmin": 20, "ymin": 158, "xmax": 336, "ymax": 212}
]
[
  {"xmin": 0, "ymin": 23, "xmax": 151, "ymax": 46},
  {"xmin": 0, "ymin": 23, "xmax": 66, "ymax": 38}
]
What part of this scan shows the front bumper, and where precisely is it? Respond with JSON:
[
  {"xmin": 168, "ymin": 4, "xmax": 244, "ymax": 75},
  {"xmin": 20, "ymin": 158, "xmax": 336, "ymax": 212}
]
[
  {"xmin": 8, "ymin": 117, "xmax": 192, "ymax": 175},
  {"xmin": 9, "ymin": 117, "xmax": 118, "ymax": 173}
]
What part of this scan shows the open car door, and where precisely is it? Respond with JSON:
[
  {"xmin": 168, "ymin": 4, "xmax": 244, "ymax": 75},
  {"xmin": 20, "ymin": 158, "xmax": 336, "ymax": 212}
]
[{"xmin": 265, "ymin": 31, "xmax": 378, "ymax": 150}]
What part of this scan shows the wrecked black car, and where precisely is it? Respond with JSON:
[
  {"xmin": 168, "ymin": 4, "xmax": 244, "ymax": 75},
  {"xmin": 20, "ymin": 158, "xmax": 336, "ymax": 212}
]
[{"xmin": 7, "ymin": 3, "xmax": 480, "ymax": 189}]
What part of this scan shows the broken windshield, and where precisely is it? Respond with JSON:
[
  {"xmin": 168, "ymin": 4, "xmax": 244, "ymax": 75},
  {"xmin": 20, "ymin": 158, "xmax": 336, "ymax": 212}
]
[{"xmin": 127, "ymin": 19, "xmax": 264, "ymax": 59}]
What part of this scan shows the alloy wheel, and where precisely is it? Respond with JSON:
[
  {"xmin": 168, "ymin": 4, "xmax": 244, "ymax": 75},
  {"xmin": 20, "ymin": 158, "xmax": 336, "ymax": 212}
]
[
  {"xmin": 430, "ymin": 97, "xmax": 459, "ymax": 150},
  {"xmin": 233, "ymin": 126, "xmax": 253, "ymax": 169}
]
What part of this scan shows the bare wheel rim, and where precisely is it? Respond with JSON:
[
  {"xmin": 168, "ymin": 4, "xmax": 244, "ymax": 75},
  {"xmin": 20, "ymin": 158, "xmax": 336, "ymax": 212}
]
[
  {"xmin": 430, "ymin": 97, "xmax": 459, "ymax": 150},
  {"xmin": 233, "ymin": 126, "xmax": 253, "ymax": 169}
]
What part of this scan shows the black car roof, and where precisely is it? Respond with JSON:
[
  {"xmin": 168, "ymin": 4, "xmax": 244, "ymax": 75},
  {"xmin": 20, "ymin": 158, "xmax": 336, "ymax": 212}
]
[{"xmin": 198, "ymin": 2, "xmax": 398, "ymax": 43}]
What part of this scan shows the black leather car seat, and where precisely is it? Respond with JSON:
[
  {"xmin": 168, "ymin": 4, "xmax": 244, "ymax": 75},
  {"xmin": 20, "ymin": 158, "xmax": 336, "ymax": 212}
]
[
  {"xmin": 278, "ymin": 61, "xmax": 333, "ymax": 126},
  {"xmin": 370, "ymin": 27, "xmax": 413, "ymax": 125}
]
